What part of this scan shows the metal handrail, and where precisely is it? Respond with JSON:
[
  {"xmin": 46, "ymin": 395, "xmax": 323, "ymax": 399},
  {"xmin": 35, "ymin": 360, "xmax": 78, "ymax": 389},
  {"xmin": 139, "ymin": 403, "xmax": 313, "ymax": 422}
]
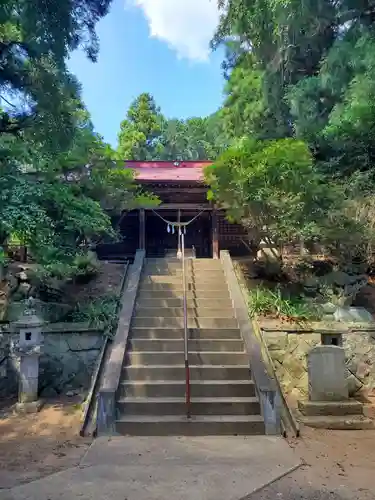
[{"xmin": 180, "ymin": 228, "xmax": 191, "ymax": 418}]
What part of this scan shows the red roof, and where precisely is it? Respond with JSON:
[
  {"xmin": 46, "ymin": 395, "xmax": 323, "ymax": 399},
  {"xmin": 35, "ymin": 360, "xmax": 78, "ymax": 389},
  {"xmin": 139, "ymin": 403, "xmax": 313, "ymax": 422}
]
[{"xmin": 124, "ymin": 161, "xmax": 212, "ymax": 182}]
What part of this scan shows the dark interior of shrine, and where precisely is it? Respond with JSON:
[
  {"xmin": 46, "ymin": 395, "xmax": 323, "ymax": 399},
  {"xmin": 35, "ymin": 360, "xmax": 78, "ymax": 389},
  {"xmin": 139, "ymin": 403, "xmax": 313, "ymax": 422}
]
[
  {"xmin": 145, "ymin": 211, "xmax": 212, "ymax": 258},
  {"xmin": 94, "ymin": 180, "xmax": 249, "ymax": 260}
]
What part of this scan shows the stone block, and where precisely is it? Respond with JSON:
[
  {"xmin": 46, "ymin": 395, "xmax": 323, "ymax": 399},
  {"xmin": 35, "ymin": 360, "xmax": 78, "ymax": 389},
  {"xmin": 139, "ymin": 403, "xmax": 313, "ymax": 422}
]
[
  {"xmin": 356, "ymin": 361, "xmax": 371, "ymax": 381},
  {"xmin": 334, "ymin": 307, "xmax": 374, "ymax": 323},
  {"xmin": 263, "ymin": 332, "xmax": 288, "ymax": 351},
  {"xmin": 16, "ymin": 400, "xmax": 42, "ymax": 413},
  {"xmin": 308, "ymin": 345, "xmax": 349, "ymax": 401},
  {"xmin": 295, "ymin": 372, "xmax": 309, "ymax": 395},
  {"xmin": 282, "ymin": 355, "xmax": 307, "ymax": 381},
  {"xmin": 276, "ymin": 364, "xmax": 296, "ymax": 394},
  {"xmin": 286, "ymin": 335, "xmax": 300, "ymax": 354},
  {"xmin": 65, "ymin": 333, "xmax": 103, "ymax": 352},
  {"xmin": 346, "ymin": 373, "xmax": 363, "ymax": 396},
  {"xmin": 298, "ymin": 399, "xmax": 363, "ymax": 416},
  {"xmin": 303, "ymin": 334, "xmax": 321, "ymax": 349},
  {"xmin": 269, "ymin": 349, "xmax": 285, "ymax": 364}
]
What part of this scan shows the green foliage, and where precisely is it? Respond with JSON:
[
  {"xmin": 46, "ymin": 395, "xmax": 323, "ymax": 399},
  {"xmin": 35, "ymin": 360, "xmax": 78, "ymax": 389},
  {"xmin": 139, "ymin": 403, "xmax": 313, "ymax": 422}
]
[
  {"xmin": 27, "ymin": 251, "xmax": 100, "ymax": 302},
  {"xmin": 72, "ymin": 252, "xmax": 100, "ymax": 283},
  {"xmin": 248, "ymin": 286, "xmax": 321, "ymax": 320},
  {"xmin": 116, "ymin": 93, "xmax": 225, "ymax": 161},
  {"xmin": 0, "ymin": 0, "xmax": 158, "ymax": 277},
  {"xmin": 159, "ymin": 116, "xmax": 225, "ymax": 160},
  {"xmin": 0, "ymin": 245, "xmax": 7, "ymax": 266},
  {"xmin": 0, "ymin": 97, "xmax": 157, "ymax": 271},
  {"xmin": 205, "ymin": 137, "xmax": 336, "ymax": 246},
  {"xmin": 214, "ymin": 0, "xmax": 375, "ymax": 179},
  {"xmin": 220, "ymin": 55, "xmax": 269, "ymax": 140},
  {"xmin": 117, "ymin": 93, "xmax": 164, "ymax": 161},
  {"xmin": 0, "ymin": 0, "xmax": 112, "ymax": 140},
  {"xmin": 68, "ymin": 293, "xmax": 120, "ymax": 333}
]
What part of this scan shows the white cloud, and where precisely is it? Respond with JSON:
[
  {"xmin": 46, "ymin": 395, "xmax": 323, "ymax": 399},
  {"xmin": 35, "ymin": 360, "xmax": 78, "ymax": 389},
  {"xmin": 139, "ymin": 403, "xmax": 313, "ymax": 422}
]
[{"xmin": 130, "ymin": 0, "xmax": 220, "ymax": 62}]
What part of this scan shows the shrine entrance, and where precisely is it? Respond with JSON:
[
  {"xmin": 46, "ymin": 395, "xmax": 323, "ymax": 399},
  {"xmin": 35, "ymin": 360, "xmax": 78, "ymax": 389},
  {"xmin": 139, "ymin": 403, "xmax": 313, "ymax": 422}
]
[{"xmin": 145, "ymin": 209, "xmax": 213, "ymax": 258}]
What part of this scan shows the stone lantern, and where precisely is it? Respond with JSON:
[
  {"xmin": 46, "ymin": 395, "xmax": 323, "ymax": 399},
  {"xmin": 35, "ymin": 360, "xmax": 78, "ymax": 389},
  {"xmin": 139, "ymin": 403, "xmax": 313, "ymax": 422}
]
[{"xmin": 12, "ymin": 298, "xmax": 44, "ymax": 412}]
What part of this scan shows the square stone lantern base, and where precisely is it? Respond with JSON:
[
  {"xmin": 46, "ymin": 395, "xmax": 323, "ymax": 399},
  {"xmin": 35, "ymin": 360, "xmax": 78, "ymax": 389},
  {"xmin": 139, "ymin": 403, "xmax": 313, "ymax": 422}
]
[{"xmin": 16, "ymin": 400, "xmax": 43, "ymax": 414}]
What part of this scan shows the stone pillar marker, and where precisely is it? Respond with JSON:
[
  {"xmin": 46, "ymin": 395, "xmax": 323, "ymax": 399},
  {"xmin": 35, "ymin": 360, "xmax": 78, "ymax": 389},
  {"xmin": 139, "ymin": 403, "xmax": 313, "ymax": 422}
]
[
  {"xmin": 307, "ymin": 345, "xmax": 349, "ymax": 401},
  {"xmin": 12, "ymin": 298, "xmax": 44, "ymax": 412}
]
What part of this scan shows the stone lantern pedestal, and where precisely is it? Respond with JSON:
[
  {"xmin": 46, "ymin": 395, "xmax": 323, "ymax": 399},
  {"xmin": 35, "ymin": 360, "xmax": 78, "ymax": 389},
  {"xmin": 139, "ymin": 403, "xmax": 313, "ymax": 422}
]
[{"xmin": 12, "ymin": 301, "xmax": 44, "ymax": 413}]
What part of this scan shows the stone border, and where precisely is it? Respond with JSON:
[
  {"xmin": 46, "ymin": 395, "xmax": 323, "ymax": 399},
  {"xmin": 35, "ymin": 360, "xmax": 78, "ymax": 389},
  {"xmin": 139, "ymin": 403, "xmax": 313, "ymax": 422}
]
[
  {"xmin": 258, "ymin": 318, "xmax": 375, "ymax": 334},
  {"xmin": 232, "ymin": 258, "xmax": 301, "ymax": 437},
  {"xmin": 80, "ymin": 262, "xmax": 130, "ymax": 437},
  {"xmin": 96, "ymin": 250, "xmax": 145, "ymax": 435},
  {"xmin": 1, "ymin": 322, "xmax": 105, "ymax": 334},
  {"xmin": 220, "ymin": 250, "xmax": 281, "ymax": 435}
]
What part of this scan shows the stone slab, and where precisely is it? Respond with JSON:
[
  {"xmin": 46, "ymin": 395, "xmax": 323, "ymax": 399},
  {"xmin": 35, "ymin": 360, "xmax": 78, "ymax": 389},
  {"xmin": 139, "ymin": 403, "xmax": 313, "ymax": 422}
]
[
  {"xmin": 308, "ymin": 345, "xmax": 348, "ymax": 401},
  {"xmin": 15, "ymin": 400, "xmax": 43, "ymax": 413},
  {"xmin": 2, "ymin": 436, "xmax": 301, "ymax": 500},
  {"xmin": 334, "ymin": 307, "xmax": 374, "ymax": 324},
  {"xmin": 297, "ymin": 414, "xmax": 374, "ymax": 430},
  {"xmin": 298, "ymin": 399, "xmax": 363, "ymax": 416}
]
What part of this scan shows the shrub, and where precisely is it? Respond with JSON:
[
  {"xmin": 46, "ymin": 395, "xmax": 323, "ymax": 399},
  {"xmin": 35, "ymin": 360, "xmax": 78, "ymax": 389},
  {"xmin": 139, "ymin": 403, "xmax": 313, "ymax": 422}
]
[
  {"xmin": 71, "ymin": 251, "xmax": 100, "ymax": 283},
  {"xmin": 68, "ymin": 293, "xmax": 120, "ymax": 334},
  {"xmin": 205, "ymin": 138, "xmax": 336, "ymax": 249},
  {"xmin": 248, "ymin": 286, "xmax": 322, "ymax": 321}
]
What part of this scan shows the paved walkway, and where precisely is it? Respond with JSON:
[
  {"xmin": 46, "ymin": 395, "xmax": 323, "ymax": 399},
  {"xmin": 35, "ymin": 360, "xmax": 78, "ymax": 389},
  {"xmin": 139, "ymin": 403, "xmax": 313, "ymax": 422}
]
[{"xmin": 0, "ymin": 436, "xmax": 301, "ymax": 500}]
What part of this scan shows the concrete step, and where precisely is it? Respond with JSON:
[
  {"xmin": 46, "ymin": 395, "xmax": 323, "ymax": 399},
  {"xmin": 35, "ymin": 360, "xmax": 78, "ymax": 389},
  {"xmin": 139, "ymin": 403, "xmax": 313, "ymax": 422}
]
[
  {"xmin": 138, "ymin": 283, "xmax": 229, "ymax": 292},
  {"xmin": 145, "ymin": 258, "xmax": 222, "ymax": 266},
  {"xmin": 125, "ymin": 351, "xmax": 248, "ymax": 365},
  {"xmin": 136, "ymin": 298, "xmax": 233, "ymax": 309},
  {"xmin": 141, "ymin": 276, "xmax": 226, "ymax": 285},
  {"xmin": 130, "ymin": 328, "xmax": 242, "ymax": 340},
  {"xmin": 144, "ymin": 268, "xmax": 224, "ymax": 275},
  {"xmin": 115, "ymin": 415, "xmax": 265, "ymax": 436},
  {"xmin": 134, "ymin": 307, "xmax": 235, "ymax": 318},
  {"xmin": 297, "ymin": 414, "xmax": 374, "ymax": 430},
  {"xmin": 123, "ymin": 365, "xmax": 251, "ymax": 381},
  {"xmin": 137, "ymin": 290, "xmax": 231, "ymax": 300},
  {"xmin": 118, "ymin": 380, "xmax": 257, "ymax": 398},
  {"xmin": 127, "ymin": 338, "xmax": 245, "ymax": 352},
  {"xmin": 142, "ymin": 270, "xmax": 225, "ymax": 277},
  {"xmin": 298, "ymin": 400, "xmax": 364, "ymax": 417},
  {"xmin": 132, "ymin": 317, "xmax": 238, "ymax": 329},
  {"xmin": 117, "ymin": 397, "xmax": 260, "ymax": 416}
]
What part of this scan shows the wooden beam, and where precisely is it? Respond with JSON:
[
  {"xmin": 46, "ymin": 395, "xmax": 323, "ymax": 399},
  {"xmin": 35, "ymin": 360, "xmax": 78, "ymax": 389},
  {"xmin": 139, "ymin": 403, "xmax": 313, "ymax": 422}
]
[
  {"xmin": 139, "ymin": 209, "xmax": 145, "ymax": 250},
  {"xmin": 212, "ymin": 209, "xmax": 219, "ymax": 259},
  {"xmin": 147, "ymin": 204, "xmax": 212, "ymax": 211},
  {"xmin": 151, "ymin": 188, "xmax": 206, "ymax": 194}
]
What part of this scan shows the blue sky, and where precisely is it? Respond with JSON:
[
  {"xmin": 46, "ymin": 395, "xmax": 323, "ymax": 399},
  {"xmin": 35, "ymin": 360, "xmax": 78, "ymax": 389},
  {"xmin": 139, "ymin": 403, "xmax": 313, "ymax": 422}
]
[{"xmin": 68, "ymin": 0, "xmax": 225, "ymax": 148}]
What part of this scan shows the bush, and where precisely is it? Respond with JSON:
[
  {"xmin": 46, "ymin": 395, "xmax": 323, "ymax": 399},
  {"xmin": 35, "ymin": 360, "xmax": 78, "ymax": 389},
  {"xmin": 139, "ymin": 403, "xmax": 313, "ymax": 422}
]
[
  {"xmin": 68, "ymin": 293, "xmax": 120, "ymax": 334},
  {"xmin": 248, "ymin": 286, "xmax": 322, "ymax": 321},
  {"xmin": 205, "ymin": 138, "xmax": 336, "ymax": 249},
  {"xmin": 27, "ymin": 250, "xmax": 100, "ymax": 301},
  {"xmin": 71, "ymin": 251, "xmax": 100, "ymax": 283}
]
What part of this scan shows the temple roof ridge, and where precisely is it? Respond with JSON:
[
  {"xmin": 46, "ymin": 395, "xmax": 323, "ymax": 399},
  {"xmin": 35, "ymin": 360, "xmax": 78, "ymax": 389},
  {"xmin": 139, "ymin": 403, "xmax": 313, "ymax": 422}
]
[{"xmin": 124, "ymin": 160, "xmax": 212, "ymax": 182}]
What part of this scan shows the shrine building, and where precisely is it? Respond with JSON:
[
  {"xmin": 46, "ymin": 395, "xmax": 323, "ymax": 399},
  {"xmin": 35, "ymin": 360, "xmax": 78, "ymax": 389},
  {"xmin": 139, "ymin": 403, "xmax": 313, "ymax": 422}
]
[{"xmin": 114, "ymin": 161, "xmax": 248, "ymax": 259}]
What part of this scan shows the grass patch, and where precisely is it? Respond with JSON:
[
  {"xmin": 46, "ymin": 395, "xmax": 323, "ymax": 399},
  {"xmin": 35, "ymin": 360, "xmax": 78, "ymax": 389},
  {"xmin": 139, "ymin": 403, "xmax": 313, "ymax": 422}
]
[
  {"xmin": 248, "ymin": 285, "xmax": 322, "ymax": 321},
  {"xmin": 67, "ymin": 293, "xmax": 120, "ymax": 334}
]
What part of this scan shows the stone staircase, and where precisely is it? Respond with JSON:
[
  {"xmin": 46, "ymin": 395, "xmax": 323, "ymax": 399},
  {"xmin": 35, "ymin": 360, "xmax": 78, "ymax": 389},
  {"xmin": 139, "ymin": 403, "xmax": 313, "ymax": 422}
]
[{"xmin": 116, "ymin": 257, "xmax": 265, "ymax": 435}]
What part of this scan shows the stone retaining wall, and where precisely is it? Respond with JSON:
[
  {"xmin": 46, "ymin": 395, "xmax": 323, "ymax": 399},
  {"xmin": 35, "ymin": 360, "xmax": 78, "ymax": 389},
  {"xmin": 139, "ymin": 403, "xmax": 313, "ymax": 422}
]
[
  {"xmin": 261, "ymin": 323, "xmax": 375, "ymax": 403},
  {"xmin": 0, "ymin": 323, "xmax": 104, "ymax": 398}
]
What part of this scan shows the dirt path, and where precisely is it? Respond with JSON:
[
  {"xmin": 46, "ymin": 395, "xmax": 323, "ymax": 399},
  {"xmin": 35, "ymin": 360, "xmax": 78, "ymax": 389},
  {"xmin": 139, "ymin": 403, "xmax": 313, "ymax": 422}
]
[
  {"xmin": 0, "ymin": 399, "xmax": 92, "ymax": 490},
  {"xmin": 253, "ymin": 427, "xmax": 375, "ymax": 499}
]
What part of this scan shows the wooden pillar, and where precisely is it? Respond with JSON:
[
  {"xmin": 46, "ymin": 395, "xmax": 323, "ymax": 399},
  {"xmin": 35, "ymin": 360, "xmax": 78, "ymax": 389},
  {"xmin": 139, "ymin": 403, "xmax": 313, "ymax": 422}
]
[
  {"xmin": 212, "ymin": 209, "xmax": 219, "ymax": 259},
  {"xmin": 139, "ymin": 209, "xmax": 145, "ymax": 250}
]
